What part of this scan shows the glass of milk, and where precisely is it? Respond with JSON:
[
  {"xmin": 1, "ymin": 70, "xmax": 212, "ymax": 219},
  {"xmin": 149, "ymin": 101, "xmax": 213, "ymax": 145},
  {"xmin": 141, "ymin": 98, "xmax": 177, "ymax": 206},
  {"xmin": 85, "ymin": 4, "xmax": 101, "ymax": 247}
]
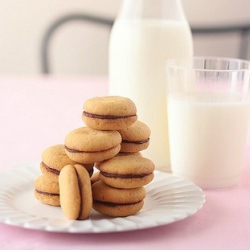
[{"xmin": 167, "ymin": 57, "xmax": 250, "ymax": 189}]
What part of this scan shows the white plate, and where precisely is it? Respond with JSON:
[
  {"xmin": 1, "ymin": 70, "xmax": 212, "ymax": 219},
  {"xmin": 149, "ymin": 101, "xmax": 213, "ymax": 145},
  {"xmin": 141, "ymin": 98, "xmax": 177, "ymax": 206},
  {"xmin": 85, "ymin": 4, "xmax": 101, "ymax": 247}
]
[{"xmin": 0, "ymin": 165, "xmax": 205, "ymax": 233}]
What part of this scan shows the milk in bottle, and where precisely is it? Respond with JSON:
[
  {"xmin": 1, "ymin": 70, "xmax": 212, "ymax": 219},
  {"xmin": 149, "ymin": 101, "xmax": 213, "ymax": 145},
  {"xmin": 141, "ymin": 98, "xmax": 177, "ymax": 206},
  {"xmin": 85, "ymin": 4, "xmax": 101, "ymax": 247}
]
[{"xmin": 109, "ymin": 0, "xmax": 193, "ymax": 171}]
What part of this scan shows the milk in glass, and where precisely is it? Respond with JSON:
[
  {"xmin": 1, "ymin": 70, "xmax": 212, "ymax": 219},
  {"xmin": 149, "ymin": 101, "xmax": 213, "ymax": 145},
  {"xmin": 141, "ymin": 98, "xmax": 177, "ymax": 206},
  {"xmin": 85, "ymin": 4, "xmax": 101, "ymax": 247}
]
[{"xmin": 168, "ymin": 93, "xmax": 250, "ymax": 188}]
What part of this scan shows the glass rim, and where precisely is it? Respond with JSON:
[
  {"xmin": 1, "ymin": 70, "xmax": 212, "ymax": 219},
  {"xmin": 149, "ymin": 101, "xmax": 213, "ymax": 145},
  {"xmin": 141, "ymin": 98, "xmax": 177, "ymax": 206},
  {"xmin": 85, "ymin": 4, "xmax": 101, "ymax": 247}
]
[{"xmin": 166, "ymin": 56, "xmax": 250, "ymax": 73}]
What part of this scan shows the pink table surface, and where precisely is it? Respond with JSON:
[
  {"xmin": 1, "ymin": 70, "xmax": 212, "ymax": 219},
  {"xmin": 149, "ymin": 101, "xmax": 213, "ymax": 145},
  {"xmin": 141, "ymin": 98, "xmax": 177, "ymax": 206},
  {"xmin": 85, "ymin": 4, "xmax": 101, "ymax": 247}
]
[{"xmin": 0, "ymin": 76, "xmax": 250, "ymax": 250}]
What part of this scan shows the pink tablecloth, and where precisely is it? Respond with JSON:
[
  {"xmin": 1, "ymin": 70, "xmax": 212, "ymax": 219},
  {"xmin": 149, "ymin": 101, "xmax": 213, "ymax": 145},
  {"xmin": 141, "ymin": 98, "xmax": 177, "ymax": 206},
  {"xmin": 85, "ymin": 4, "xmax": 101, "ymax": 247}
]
[{"xmin": 0, "ymin": 76, "xmax": 250, "ymax": 250}]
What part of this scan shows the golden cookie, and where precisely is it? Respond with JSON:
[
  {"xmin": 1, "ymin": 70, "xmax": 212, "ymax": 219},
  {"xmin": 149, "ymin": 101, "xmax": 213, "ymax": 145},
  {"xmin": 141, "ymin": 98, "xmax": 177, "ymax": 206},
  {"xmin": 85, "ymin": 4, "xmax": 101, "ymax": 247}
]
[
  {"xmin": 118, "ymin": 120, "xmax": 150, "ymax": 153},
  {"xmin": 92, "ymin": 180, "xmax": 146, "ymax": 217},
  {"xmin": 82, "ymin": 96, "xmax": 137, "ymax": 130},
  {"xmin": 64, "ymin": 127, "xmax": 121, "ymax": 164},
  {"xmin": 96, "ymin": 155, "xmax": 155, "ymax": 189},
  {"xmin": 59, "ymin": 164, "xmax": 92, "ymax": 220},
  {"xmin": 34, "ymin": 175, "xmax": 60, "ymax": 206}
]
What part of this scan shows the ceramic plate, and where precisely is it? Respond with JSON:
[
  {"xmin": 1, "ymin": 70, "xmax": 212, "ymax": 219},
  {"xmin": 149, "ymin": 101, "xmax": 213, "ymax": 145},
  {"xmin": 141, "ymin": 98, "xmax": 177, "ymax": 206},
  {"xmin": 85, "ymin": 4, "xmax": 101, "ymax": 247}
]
[{"xmin": 0, "ymin": 165, "xmax": 205, "ymax": 233}]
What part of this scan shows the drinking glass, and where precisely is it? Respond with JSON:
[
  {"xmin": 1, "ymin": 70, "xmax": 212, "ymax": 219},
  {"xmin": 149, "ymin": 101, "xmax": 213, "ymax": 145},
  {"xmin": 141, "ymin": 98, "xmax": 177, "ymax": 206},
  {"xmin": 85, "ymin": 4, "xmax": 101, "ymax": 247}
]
[{"xmin": 167, "ymin": 57, "xmax": 250, "ymax": 189}]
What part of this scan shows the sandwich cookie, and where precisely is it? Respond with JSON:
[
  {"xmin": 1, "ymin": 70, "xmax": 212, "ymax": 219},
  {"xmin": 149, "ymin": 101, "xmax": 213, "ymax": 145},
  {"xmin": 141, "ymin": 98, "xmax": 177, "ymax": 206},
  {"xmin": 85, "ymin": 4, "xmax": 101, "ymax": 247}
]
[
  {"xmin": 96, "ymin": 155, "xmax": 155, "ymax": 189},
  {"xmin": 59, "ymin": 164, "xmax": 92, "ymax": 220},
  {"xmin": 40, "ymin": 144, "xmax": 94, "ymax": 182},
  {"xmin": 92, "ymin": 180, "xmax": 146, "ymax": 217},
  {"xmin": 34, "ymin": 175, "xmax": 60, "ymax": 206},
  {"xmin": 64, "ymin": 127, "xmax": 122, "ymax": 164},
  {"xmin": 82, "ymin": 96, "xmax": 137, "ymax": 130},
  {"xmin": 118, "ymin": 120, "xmax": 150, "ymax": 153}
]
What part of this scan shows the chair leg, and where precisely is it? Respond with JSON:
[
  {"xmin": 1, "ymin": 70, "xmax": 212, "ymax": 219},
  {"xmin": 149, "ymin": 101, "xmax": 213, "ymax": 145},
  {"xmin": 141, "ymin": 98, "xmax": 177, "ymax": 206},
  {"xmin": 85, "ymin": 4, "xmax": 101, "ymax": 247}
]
[
  {"xmin": 239, "ymin": 29, "xmax": 250, "ymax": 60},
  {"xmin": 40, "ymin": 13, "xmax": 113, "ymax": 74}
]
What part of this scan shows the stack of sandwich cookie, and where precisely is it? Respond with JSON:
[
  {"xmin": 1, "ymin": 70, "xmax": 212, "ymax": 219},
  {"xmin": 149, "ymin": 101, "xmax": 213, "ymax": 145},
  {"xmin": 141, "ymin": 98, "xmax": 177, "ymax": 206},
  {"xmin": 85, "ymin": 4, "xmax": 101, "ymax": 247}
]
[
  {"xmin": 33, "ymin": 95, "xmax": 155, "ymax": 220},
  {"xmin": 34, "ymin": 144, "xmax": 93, "ymax": 208},
  {"xmin": 81, "ymin": 96, "xmax": 154, "ymax": 216},
  {"xmin": 92, "ymin": 180, "xmax": 146, "ymax": 217},
  {"xmin": 34, "ymin": 145, "xmax": 94, "ymax": 220},
  {"xmin": 92, "ymin": 155, "xmax": 155, "ymax": 217}
]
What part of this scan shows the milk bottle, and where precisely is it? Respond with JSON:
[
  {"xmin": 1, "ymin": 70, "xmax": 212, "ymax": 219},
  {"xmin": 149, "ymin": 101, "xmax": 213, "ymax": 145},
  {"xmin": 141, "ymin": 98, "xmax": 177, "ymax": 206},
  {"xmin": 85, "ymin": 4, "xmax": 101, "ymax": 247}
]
[{"xmin": 109, "ymin": 0, "xmax": 193, "ymax": 171}]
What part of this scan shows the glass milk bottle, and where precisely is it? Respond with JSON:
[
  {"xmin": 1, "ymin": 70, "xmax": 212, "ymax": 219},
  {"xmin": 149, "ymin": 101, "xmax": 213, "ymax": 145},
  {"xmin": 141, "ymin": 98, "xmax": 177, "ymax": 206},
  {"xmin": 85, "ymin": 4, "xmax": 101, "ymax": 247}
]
[{"xmin": 109, "ymin": 0, "xmax": 193, "ymax": 172}]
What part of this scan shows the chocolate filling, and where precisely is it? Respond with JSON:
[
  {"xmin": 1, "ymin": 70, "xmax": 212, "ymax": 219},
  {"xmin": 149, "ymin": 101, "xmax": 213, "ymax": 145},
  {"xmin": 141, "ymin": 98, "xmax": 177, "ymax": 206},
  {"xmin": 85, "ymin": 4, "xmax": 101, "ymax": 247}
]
[
  {"xmin": 42, "ymin": 162, "xmax": 92, "ymax": 176},
  {"xmin": 36, "ymin": 189, "xmax": 59, "ymax": 196},
  {"xmin": 94, "ymin": 200, "xmax": 142, "ymax": 207},
  {"xmin": 101, "ymin": 171, "xmax": 150, "ymax": 179},
  {"xmin": 83, "ymin": 111, "xmax": 136, "ymax": 120},
  {"xmin": 42, "ymin": 163, "xmax": 60, "ymax": 175},
  {"xmin": 122, "ymin": 138, "xmax": 150, "ymax": 145},
  {"xmin": 74, "ymin": 168, "xmax": 83, "ymax": 220},
  {"xmin": 64, "ymin": 145, "xmax": 118, "ymax": 154}
]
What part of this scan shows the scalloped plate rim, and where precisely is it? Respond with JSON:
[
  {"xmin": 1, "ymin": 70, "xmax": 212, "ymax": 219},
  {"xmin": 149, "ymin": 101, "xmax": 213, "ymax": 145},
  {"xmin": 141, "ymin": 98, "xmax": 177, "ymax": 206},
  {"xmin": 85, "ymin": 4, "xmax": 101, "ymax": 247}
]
[{"xmin": 0, "ymin": 165, "xmax": 205, "ymax": 233}]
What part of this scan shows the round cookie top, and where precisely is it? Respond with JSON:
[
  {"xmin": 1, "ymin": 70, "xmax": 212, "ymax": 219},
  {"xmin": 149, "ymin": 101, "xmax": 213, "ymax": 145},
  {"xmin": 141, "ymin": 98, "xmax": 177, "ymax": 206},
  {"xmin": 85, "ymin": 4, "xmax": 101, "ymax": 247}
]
[
  {"xmin": 96, "ymin": 155, "xmax": 155, "ymax": 175},
  {"xmin": 42, "ymin": 144, "xmax": 77, "ymax": 171},
  {"xmin": 83, "ymin": 96, "xmax": 137, "ymax": 117},
  {"xmin": 118, "ymin": 120, "xmax": 151, "ymax": 141},
  {"xmin": 92, "ymin": 180, "xmax": 146, "ymax": 204},
  {"xmin": 65, "ymin": 127, "xmax": 122, "ymax": 151}
]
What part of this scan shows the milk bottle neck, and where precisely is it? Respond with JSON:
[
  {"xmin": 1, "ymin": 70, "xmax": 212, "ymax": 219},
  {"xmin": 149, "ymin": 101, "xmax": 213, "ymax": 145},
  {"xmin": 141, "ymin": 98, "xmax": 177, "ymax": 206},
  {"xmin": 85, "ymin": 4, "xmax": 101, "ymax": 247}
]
[{"xmin": 119, "ymin": 0, "xmax": 186, "ymax": 21}]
